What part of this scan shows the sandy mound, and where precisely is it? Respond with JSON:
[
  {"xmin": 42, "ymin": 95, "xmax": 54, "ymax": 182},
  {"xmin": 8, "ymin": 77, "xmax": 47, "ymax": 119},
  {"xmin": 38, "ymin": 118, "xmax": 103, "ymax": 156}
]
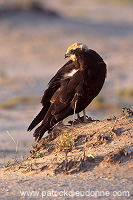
[
  {"xmin": 2, "ymin": 108, "xmax": 133, "ymax": 176},
  {"xmin": 0, "ymin": 108, "xmax": 133, "ymax": 200}
]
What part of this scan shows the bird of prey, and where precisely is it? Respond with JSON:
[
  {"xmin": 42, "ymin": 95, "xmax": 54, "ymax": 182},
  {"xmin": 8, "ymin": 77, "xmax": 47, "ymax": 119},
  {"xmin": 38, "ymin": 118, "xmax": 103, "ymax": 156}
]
[{"xmin": 28, "ymin": 43, "xmax": 107, "ymax": 142}]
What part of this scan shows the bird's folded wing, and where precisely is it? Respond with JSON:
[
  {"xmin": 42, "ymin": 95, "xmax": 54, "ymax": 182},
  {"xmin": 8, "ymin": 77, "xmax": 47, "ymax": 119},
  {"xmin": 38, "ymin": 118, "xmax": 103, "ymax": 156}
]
[
  {"xmin": 41, "ymin": 60, "xmax": 74, "ymax": 105},
  {"xmin": 50, "ymin": 71, "xmax": 85, "ymax": 115},
  {"xmin": 48, "ymin": 60, "xmax": 73, "ymax": 86}
]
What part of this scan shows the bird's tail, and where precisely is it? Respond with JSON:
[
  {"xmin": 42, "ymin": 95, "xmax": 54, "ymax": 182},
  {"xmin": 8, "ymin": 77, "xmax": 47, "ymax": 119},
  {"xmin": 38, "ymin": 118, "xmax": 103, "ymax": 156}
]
[
  {"xmin": 33, "ymin": 121, "xmax": 51, "ymax": 142},
  {"xmin": 27, "ymin": 107, "xmax": 47, "ymax": 131}
]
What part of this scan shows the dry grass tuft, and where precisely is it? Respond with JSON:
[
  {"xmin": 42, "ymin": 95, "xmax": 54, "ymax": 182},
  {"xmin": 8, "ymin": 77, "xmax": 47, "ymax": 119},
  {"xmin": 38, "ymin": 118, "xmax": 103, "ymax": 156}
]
[
  {"xmin": 0, "ymin": 96, "xmax": 39, "ymax": 109},
  {"xmin": 117, "ymin": 88, "xmax": 133, "ymax": 98},
  {"xmin": 56, "ymin": 133, "xmax": 75, "ymax": 151}
]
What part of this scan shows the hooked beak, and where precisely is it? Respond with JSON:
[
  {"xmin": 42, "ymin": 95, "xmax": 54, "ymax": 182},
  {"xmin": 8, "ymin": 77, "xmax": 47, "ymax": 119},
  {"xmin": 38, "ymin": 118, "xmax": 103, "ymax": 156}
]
[{"xmin": 65, "ymin": 52, "xmax": 70, "ymax": 58}]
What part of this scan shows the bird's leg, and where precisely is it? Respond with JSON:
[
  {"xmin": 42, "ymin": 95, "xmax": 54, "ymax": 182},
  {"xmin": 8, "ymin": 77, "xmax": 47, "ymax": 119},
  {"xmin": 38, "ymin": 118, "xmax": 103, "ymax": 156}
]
[
  {"xmin": 73, "ymin": 99, "xmax": 78, "ymax": 124},
  {"xmin": 77, "ymin": 113, "xmax": 80, "ymax": 120},
  {"xmin": 76, "ymin": 109, "xmax": 88, "ymax": 123},
  {"xmin": 83, "ymin": 109, "xmax": 88, "ymax": 123},
  {"xmin": 77, "ymin": 113, "xmax": 83, "ymax": 122}
]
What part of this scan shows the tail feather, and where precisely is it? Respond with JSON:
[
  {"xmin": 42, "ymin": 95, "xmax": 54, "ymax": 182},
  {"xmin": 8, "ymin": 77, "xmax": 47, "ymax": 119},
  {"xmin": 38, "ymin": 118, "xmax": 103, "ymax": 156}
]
[
  {"xmin": 33, "ymin": 121, "xmax": 50, "ymax": 142},
  {"xmin": 27, "ymin": 107, "xmax": 46, "ymax": 131}
]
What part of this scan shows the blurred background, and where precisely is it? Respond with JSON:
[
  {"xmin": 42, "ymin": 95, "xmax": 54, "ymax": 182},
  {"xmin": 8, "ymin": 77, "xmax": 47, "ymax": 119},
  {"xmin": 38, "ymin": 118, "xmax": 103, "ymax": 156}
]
[{"xmin": 0, "ymin": 0, "xmax": 133, "ymax": 166}]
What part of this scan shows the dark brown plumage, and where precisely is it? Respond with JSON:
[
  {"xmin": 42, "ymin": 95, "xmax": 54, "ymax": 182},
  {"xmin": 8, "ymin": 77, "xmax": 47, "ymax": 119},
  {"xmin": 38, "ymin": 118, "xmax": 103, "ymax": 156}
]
[{"xmin": 28, "ymin": 43, "xmax": 107, "ymax": 142}]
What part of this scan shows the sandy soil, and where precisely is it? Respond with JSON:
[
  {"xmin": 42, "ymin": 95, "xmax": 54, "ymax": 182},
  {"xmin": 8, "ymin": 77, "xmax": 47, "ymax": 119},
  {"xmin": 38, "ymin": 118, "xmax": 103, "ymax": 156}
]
[
  {"xmin": 0, "ymin": 0, "xmax": 133, "ymax": 199},
  {"xmin": 1, "ymin": 109, "xmax": 133, "ymax": 200}
]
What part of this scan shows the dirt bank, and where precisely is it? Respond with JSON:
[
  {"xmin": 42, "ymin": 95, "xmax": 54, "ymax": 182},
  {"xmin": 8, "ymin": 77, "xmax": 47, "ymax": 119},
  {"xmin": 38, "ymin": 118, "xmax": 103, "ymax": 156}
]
[{"xmin": 0, "ymin": 108, "xmax": 133, "ymax": 200}]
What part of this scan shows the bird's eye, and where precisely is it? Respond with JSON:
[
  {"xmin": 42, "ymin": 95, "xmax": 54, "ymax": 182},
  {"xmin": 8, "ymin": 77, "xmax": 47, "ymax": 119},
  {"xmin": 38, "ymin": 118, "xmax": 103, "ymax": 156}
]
[{"xmin": 70, "ymin": 49, "xmax": 75, "ymax": 54}]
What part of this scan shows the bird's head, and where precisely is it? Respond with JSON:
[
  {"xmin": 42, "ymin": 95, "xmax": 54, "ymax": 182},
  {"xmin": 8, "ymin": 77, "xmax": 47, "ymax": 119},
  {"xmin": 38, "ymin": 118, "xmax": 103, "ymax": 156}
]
[{"xmin": 65, "ymin": 43, "xmax": 89, "ymax": 61}]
